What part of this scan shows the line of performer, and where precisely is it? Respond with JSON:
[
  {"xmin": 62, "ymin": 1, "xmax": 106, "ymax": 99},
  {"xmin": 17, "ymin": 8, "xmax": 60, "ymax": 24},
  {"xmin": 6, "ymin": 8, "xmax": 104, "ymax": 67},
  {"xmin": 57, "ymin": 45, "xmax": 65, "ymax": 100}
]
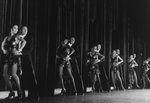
[
  {"xmin": 56, "ymin": 37, "xmax": 150, "ymax": 95},
  {"xmin": 2, "ymin": 30, "xmax": 150, "ymax": 99}
]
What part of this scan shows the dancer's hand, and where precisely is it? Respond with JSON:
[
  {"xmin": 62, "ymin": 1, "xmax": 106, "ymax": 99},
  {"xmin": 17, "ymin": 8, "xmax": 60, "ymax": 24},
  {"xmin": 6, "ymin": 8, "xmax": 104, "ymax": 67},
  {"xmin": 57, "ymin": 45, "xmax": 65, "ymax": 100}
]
[
  {"xmin": 2, "ymin": 50, "xmax": 8, "ymax": 54},
  {"xmin": 13, "ymin": 49, "xmax": 22, "ymax": 55},
  {"xmin": 18, "ymin": 68, "xmax": 23, "ymax": 76},
  {"xmin": 65, "ymin": 56, "xmax": 71, "ymax": 61},
  {"xmin": 113, "ymin": 63, "xmax": 117, "ymax": 67}
]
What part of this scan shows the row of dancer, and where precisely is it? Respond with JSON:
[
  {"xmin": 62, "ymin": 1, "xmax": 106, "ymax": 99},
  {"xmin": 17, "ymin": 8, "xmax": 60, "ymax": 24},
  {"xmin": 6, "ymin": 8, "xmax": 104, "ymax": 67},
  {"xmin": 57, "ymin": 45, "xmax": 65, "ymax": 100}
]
[
  {"xmin": 87, "ymin": 47, "xmax": 125, "ymax": 92},
  {"xmin": 1, "ymin": 25, "xmax": 39, "ymax": 99},
  {"xmin": 56, "ymin": 38, "xmax": 110, "ymax": 94},
  {"xmin": 87, "ymin": 47, "xmax": 124, "ymax": 91},
  {"xmin": 56, "ymin": 37, "xmax": 150, "ymax": 95},
  {"xmin": 111, "ymin": 50, "xmax": 150, "ymax": 90},
  {"xmin": 128, "ymin": 54, "xmax": 150, "ymax": 89},
  {"xmin": 87, "ymin": 46, "xmax": 150, "ymax": 91},
  {"xmin": 2, "ymin": 26, "xmax": 150, "ymax": 99}
]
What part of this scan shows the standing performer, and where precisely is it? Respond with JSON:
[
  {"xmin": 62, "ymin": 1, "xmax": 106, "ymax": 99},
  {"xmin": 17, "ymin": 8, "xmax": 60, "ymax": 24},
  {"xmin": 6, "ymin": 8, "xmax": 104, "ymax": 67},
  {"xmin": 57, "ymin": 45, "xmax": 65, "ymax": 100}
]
[
  {"xmin": 56, "ymin": 38, "xmax": 77, "ymax": 95},
  {"xmin": 19, "ymin": 26, "xmax": 39, "ymax": 99},
  {"xmin": 68, "ymin": 37, "xmax": 84, "ymax": 95},
  {"xmin": 116, "ymin": 49, "xmax": 124, "ymax": 83},
  {"xmin": 97, "ymin": 44, "xmax": 110, "ymax": 92},
  {"xmin": 96, "ymin": 44, "xmax": 105, "ymax": 62},
  {"xmin": 1, "ymin": 25, "xmax": 26, "ymax": 99},
  {"xmin": 111, "ymin": 50, "xmax": 125, "ymax": 90},
  {"xmin": 128, "ymin": 54, "xmax": 140, "ymax": 89},
  {"xmin": 87, "ymin": 46, "xmax": 104, "ymax": 92},
  {"xmin": 142, "ymin": 58, "xmax": 150, "ymax": 89}
]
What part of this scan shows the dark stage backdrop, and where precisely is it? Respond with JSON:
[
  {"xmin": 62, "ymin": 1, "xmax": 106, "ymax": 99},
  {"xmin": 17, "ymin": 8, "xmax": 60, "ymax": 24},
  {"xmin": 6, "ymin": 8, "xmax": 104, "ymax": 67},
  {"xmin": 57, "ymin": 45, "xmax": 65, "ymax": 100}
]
[{"xmin": 0, "ymin": 0, "xmax": 147, "ymax": 97}]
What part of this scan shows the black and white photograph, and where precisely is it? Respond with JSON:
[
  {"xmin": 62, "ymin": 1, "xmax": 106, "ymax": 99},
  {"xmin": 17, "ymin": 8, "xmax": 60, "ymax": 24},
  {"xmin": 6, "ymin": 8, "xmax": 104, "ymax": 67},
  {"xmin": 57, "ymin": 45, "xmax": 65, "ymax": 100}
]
[{"xmin": 0, "ymin": 0, "xmax": 150, "ymax": 103}]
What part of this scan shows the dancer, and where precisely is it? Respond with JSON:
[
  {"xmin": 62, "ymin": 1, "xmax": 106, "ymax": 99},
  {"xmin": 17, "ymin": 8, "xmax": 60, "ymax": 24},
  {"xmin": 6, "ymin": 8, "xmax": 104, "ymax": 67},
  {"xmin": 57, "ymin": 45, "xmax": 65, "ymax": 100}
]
[
  {"xmin": 87, "ymin": 46, "xmax": 104, "ymax": 92},
  {"xmin": 111, "ymin": 50, "xmax": 125, "ymax": 90},
  {"xmin": 116, "ymin": 49, "xmax": 124, "ymax": 82},
  {"xmin": 68, "ymin": 37, "xmax": 84, "ymax": 95},
  {"xmin": 19, "ymin": 26, "xmax": 39, "ymax": 99},
  {"xmin": 97, "ymin": 44, "xmax": 110, "ymax": 92},
  {"xmin": 56, "ymin": 38, "xmax": 77, "ymax": 95},
  {"xmin": 142, "ymin": 58, "xmax": 150, "ymax": 89},
  {"xmin": 1, "ymin": 25, "xmax": 26, "ymax": 99},
  {"xmin": 128, "ymin": 54, "xmax": 140, "ymax": 89},
  {"xmin": 96, "ymin": 44, "xmax": 105, "ymax": 62}
]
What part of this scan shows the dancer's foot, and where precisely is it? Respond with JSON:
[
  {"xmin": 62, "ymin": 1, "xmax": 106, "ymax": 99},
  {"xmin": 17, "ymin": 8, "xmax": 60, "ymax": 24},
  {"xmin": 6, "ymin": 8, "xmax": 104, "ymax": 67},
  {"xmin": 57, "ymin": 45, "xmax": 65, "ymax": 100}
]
[
  {"xmin": 5, "ymin": 92, "xmax": 15, "ymax": 99},
  {"xmin": 61, "ymin": 89, "xmax": 66, "ymax": 95},
  {"xmin": 128, "ymin": 85, "xmax": 132, "ymax": 89},
  {"xmin": 81, "ymin": 89, "xmax": 84, "ymax": 95},
  {"xmin": 14, "ymin": 91, "xmax": 23, "ymax": 99},
  {"xmin": 136, "ymin": 85, "xmax": 140, "ymax": 88},
  {"xmin": 74, "ymin": 90, "xmax": 77, "ymax": 96},
  {"xmin": 99, "ymin": 88, "xmax": 104, "ymax": 92},
  {"xmin": 121, "ymin": 86, "xmax": 125, "ymax": 91},
  {"xmin": 92, "ymin": 86, "xmax": 95, "ymax": 92}
]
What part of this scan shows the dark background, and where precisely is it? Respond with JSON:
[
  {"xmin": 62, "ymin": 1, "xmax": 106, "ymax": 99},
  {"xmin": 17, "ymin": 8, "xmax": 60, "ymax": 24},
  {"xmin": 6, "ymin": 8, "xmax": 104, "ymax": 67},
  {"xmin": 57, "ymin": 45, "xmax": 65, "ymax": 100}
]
[{"xmin": 0, "ymin": 0, "xmax": 150, "ymax": 96}]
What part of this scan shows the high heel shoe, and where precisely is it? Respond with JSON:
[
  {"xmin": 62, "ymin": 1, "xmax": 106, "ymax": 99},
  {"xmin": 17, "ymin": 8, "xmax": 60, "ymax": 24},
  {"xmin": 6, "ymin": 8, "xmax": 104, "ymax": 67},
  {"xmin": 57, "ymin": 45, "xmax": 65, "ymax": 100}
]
[
  {"xmin": 92, "ymin": 86, "xmax": 95, "ymax": 92},
  {"xmin": 5, "ymin": 92, "xmax": 15, "ymax": 99},
  {"xmin": 74, "ymin": 90, "xmax": 77, "ymax": 96},
  {"xmin": 136, "ymin": 85, "xmax": 140, "ymax": 89},
  {"xmin": 81, "ymin": 89, "xmax": 84, "ymax": 95},
  {"xmin": 121, "ymin": 87, "xmax": 125, "ymax": 91},
  {"xmin": 61, "ymin": 89, "xmax": 66, "ymax": 95},
  {"xmin": 99, "ymin": 88, "xmax": 104, "ymax": 92},
  {"xmin": 15, "ymin": 92, "xmax": 23, "ymax": 99}
]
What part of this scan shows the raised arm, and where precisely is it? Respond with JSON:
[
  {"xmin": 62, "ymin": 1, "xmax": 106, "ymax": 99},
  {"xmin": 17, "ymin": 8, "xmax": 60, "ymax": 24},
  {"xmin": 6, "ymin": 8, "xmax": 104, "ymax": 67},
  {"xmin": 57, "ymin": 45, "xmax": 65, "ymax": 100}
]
[
  {"xmin": 117, "ymin": 55, "xmax": 124, "ymax": 66},
  {"xmin": 56, "ymin": 46, "xmax": 61, "ymax": 59},
  {"xmin": 133, "ymin": 60, "xmax": 138, "ymax": 67},
  {"xmin": 68, "ymin": 47, "xmax": 75, "ymax": 57},
  {"xmin": 22, "ymin": 37, "xmax": 33, "ymax": 55},
  {"xmin": 98, "ymin": 53, "xmax": 105, "ymax": 62},
  {"xmin": 65, "ymin": 47, "xmax": 75, "ymax": 61},
  {"xmin": 18, "ymin": 37, "xmax": 27, "ymax": 52},
  {"xmin": 1, "ymin": 37, "xmax": 8, "ymax": 54},
  {"xmin": 70, "ymin": 45, "xmax": 80, "ymax": 59},
  {"xmin": 87, "ymin": 52, "xmax": 91, "ymax": 63}
]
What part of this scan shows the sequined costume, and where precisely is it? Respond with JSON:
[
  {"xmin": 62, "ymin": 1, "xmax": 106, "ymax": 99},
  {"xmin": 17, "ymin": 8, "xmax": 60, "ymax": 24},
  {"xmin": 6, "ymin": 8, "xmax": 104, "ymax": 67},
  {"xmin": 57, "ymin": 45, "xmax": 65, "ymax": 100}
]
[
  {"xmin": 111, "ymin": 55, "xmax": 125, "ymax": 90},
  {"xmin": 142, "ymin": 61, "xmax": 150, "ymax": 88},
  {"xmin": 88, "ymin": 51, "xmax": 103, "ymax": 91},
  {"xmin": 88, "ymin": 52, "xmax": 101, "ymax": 75},
  {"xmin": 112, "ymin": 56, "xmax": 119, "ymax": 73},
  {"xmin": 128, "ymin": 60, "xmax": 136, "ymax": 85},
  {"xmin": 57, "ymin": 45, "xmax": 74, "ymax": 69},
  {"xmin": 128, "ymin": 58, "xmax": 140, "ymax": 89},
  {"xmin": 4, "ymin": 34, "xmax": 21, "ymax": 68}
]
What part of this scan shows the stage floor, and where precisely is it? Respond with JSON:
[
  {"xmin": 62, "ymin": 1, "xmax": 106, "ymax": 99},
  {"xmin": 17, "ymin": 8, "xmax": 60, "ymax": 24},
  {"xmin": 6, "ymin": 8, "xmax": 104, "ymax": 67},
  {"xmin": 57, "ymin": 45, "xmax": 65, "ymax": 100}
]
[{"xmin": 0, "ymin": 89, "xmax": 150, "ymax": 103}]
